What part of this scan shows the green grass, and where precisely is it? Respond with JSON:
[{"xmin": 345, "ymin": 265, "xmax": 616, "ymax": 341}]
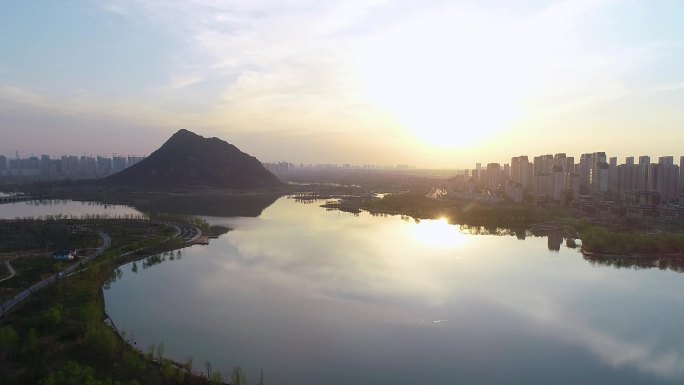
[{"xmin": 0, "ymin": 219, "xmax": 219, "ymax": 385}]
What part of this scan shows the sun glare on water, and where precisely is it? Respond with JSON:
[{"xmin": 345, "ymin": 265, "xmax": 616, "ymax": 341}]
[
  {"xmin": 412, "ymin": 217, "xmax": 467, "ymax": 249},
  {"xmin": 356, "ymin": 11, "xmax": 535, "ymax": 149}
]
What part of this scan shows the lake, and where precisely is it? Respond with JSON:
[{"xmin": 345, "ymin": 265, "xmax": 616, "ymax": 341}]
[
  {"xmin": 0, "ymin": 199, "xmax": 143, "ymax": 219},
  {"xmin": 97, "ymin": 196, "xmax": 684, "ymax": 384}
]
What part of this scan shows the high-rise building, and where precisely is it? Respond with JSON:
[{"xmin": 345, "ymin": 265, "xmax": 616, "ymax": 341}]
[
  {"xmin": 511, "ymin": 156, "xmax": 531, "ymax": 191},
  {"xmin": 565, "ymin": 157, "xmax": 575, "ymax": 174},
  {"xmin": 579, "ymin": 153, "xmax": 593, "ymax": 194},
  {"xmin": 81, "ymin": 156, "xmax": 96, "ymax": 177},
  {"xmin": 511, "ymin": 157, "xmax": 521, "ymax": 183},
  {"xmin": 533, "ymin": 155, "xmax": 554, "ymax": 198},
  {"xmin": 487, "ymin": 163, "xmax": 500, "ymax": 191},
  {"xmin": 652, "ymin": 156, "xmax": 679, "ymax": 202},
  {"xmin": 585, "ymin": 152, "xmax": 608, "ymax": 194},
  {"xmin": 608, "ymin": 157, "xmax": 618, "ymax": 195},
  {"xmin": 551, "ymin": 165, "xmax": 564, "ymax": 201},
  {"xmin": 680, "ymin": 156, "xmax": 684, "ymax": 194},
  {"xmin": 96, "ymin": 156, "xmax": 112, "ymax": 177},
  {"xmin": 0, "ymin": 155, "xmax": 6, "ymax": 175},
  {"xmin": 112, "ymin": 156, "xmax": 127, "ymax": 173},
  {"xmin": 127, "ymin": 156, "xmax": 145, "ymax": 168},
  {"xmin": 566, "ymin": 172, "xmax": 580, "ymax": 199},
  {"xmin": 637, "ymin": 156, "xmax": 650, "ymax": 191},
  {"xmin": 554, "ymin": 153, "xmax": 566, "ymax": 169},
  {"xmin": 40, "ymin": 155, "xmax": 51, "ymax": 176}
]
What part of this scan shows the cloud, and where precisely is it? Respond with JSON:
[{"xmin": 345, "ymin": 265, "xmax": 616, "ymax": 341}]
[
  {"xmin": 103, "ymin": 3, "xmax": 128, "ymax": 15},
  {"xmin": 3, "ymin": 0, "xmax": 683, "ymax": 164},
  {"xmin": 167, "ymin": 75, "xmax": 205, "ymax": 90}
]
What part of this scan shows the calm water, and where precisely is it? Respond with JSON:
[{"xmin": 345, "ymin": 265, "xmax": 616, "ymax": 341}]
[
  {"xmin": 96, "ymin": 197, "xmax": 684, "ymax": 384},
  {"xmin": 0, "ymin": 199, "xmax": 142, "ymax": 219}
]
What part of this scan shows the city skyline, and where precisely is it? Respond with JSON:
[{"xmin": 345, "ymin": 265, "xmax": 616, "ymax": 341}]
[
  {"xmin": 5, "ymin": 149, "xmax": 684, "ymax": 170},
  {"xmin": 2, "ymin": 1, "xmax": 684, "ymax": 167}
]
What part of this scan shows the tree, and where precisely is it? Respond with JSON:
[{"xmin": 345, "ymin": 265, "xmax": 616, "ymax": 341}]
[
  {"xmin": 85, "ymin": 327, "xmax": 116, "ymax": 359},
  {"xmin": 156, "ymin": 342, "xmax": 165, "ymax": 362},
  {"xmin": 0, "ymin": 325, "xmax": 19, "ymax": 358},
  {"xmin": 232, "ymin": 366, "xmax": 246, "ymax": 385},
  {"xmin": 185, "ymin": 355, "xmax": 194, "ymax": 374},
  {"xmin": 39, "ymin": 361, "xmax": 107, "ymax": 385},
  {"xmin": 20, "ymin": 328, "xmax": 39, "ymax": 359}
]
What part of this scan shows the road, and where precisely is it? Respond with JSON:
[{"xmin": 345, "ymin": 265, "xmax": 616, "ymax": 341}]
[
  {"xmin": 0, "ymin": 260, "xmax": 16, "ymax": 283},
  {"xmin": 0, "ymin": 222, "xmax": 200, "ymax": 317},
  {"xmin": 158, "ymin": 221, "xmax": 202, "ymax": 243},
  {"xmin": 0, "ymin": 229, "xmax": 111, "ymax": 318}
]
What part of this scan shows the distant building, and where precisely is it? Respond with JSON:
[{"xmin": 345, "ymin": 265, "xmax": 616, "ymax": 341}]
[
  {"xmin": 565, "ymin": 156, "xmax": 575, "ymax": 174},
  {"xmin": 53, "ymin": 250, "xmax": 75, "ymax": 261},
  {"xmin": 112, "ymin": 156, "xmax": 127, "ymax": 173},
  {"xmin": 680, "ymin": 156, "xmax": 684, "ymax": 194},
  {"xmin": 579, "ymin": 153, "xmax": 593, "ymax": 194},
  {"xmin": 81, "ymin": 156, "xmax": 96, "ymax": 176},
  {"xmin": 608, "ymin": 157, "xmax": 618, "ymax": 195},
  {"xmin": 96, "ymin": 156, "xmax": 112, "ymax": 177},
  {"xmin": 650, "ymin": 157, "xmax": 680, "ymax": 203},
  {"xmin": 127, "ymin": 156, "xmax": 145, "ymax": 167},
  {"xmin": 505, "ymin": 181, "xmax": 524, "ymax": 203},
  {"xmin": 487, "ymin": 163, "xmax": 500, "ymax": 191},
  {"xmin": 263, "ymin": 162, "xmax": 295, "ymax": 174},
  {"xmin": 590, "ymin": 152, "xmax": 608, "ymax": 194},
  {"xmin": 551, "ymin": 165, "xmax": 564, "ymax": 201},
  {"xmin": 637, "ymin": 155, "xmax": 650, "ymax": 191},
  {"xmin": 510, "ymin": 156, "xmax": 531, "ymax": 190},
  {"xmin": 0, "ymin": 155, "xmax": 6, "ymax": 175}
]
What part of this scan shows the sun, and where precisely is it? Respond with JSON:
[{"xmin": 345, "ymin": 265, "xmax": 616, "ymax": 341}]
[{"xmin": 355, "ymin": 11, "xmax": 533, "ymax": 149}]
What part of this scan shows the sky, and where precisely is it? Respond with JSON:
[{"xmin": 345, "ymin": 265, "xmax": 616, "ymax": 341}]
[{"xmin": 1, "ymin": 0, "xmax": 684, "ymax": 168}]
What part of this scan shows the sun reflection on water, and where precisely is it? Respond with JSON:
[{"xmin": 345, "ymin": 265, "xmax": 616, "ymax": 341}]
[{"xmin": 411, "ymin": 217, "xmax": 467, "ymax": 249}]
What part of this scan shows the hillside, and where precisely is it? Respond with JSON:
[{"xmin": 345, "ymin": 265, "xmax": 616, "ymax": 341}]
[{"xmin": 102, "ymin": 129, "xmax": 281, "ymax": 188}]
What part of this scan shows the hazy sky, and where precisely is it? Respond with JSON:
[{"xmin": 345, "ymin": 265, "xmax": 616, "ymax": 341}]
[{"xmin": 1, "ymin": 0, "xmax": 683, "ymax": 168}]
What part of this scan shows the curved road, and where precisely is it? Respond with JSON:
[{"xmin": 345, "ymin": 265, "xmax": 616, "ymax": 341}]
[
  {"xmin": 0, "ymin": 222, "xmax": 200, "ymax": 318},
  {"xmin": 0, "ymin": 230, "xmax": 111, "ymax": 318},
  {"xmin": 0, "ymin": 260, "xmax": 16, "ymax": 283}
]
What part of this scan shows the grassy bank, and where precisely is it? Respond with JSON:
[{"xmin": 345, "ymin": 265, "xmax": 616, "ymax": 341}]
[{"xmin": 0, "ymin": 220, "xmax": 224, "ymax": 385}]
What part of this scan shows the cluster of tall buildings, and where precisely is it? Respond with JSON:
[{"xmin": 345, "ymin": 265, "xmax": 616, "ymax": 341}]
[
  {"xmin": 0, "ymin": 152, "xmax": 146, "ymax": 179},
  {"xmin": 455, "ymin": 153, "xmax": 684, "ymax": 208},
  {"xmin": 262, "ymin": 162, "xmax": 415, "ymax": 174}
]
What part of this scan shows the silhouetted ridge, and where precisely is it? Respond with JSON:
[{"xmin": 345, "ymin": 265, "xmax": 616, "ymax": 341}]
[{"xmin": 102, "ymin": 129, "xmax": 281, "ymax": 188}]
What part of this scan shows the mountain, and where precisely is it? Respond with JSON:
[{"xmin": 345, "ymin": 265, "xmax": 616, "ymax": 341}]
[{"xmin": 102, "ymin": 129, "xmax": 282, "ymax": 188}]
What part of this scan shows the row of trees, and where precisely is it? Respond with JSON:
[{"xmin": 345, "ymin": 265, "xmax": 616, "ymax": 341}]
[{"xmin": 580, "ymin": 226, "xmax": 684, "ymax": 255}]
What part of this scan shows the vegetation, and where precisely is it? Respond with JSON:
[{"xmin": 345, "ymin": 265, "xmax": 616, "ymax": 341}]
[
  {"xmin": 580, "ymin": 225, "xmax": 684, "ymax": 255},
  {"xmin": 362, "ymin": 193, "xmax": 553, "ymax": 225},
  {"xmin": 363, "ymin": 192, "xmax": 684, "ymax": 256},
  {"xmin": 0, "ymin": 219, "xmax": 240, "ymax": 385},
  {"xmin": 0, "ymin": 220, "xmax": 101, "ymax": 253}
]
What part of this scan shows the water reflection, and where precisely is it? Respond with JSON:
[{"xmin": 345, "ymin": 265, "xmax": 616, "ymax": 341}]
[
  {"xmin": 103, "ymin": 251, "xmax": 184, "ymax": 289},
  {"xmin": 584, "ymin": 254, "xmax": 684, "ymax": 272},
  {"xmin": 132, "ymin": 193, "xmax": 279, "ymax": 217},
  {"xmin": 0, "ymin": 199, "xmax": 143, "ymax": 219},
  {"xmin": 104, "ymin": 197, "xmax": 684, "ymax": 385},
  {"xmin": 412, "ymin": 217, "xmax": 467, "ymax": 249}
]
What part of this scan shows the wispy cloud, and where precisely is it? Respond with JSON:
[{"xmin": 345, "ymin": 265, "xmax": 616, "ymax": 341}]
[
  {"xmin": 167, "ymin": 75, "xmax": 205, "ymax": 90},
  {"xmin": 650, "ymin": 82, "xmax": 684, "ymax": 93},
  {"xmin": 103, "ymin": 3, "xmax": 128, "ymax": 15}
]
